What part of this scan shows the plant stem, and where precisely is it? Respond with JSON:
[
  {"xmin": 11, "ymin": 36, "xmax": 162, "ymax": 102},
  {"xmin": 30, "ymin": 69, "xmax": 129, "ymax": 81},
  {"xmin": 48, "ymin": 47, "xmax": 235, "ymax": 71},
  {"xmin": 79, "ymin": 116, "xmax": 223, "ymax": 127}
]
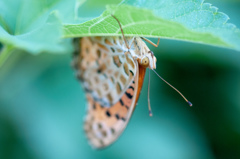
[{"xmin": 0, "ymin": 45, "xmax": 14, "ymax": 69}]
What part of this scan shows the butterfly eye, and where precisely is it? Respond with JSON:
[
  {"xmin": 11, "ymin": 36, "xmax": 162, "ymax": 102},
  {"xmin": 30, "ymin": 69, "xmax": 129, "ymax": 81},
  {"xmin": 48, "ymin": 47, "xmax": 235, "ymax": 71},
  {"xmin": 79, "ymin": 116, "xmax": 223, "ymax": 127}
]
[{"xmin": 141, "ymin": 57, "xmax": 149, "ymax": 67}]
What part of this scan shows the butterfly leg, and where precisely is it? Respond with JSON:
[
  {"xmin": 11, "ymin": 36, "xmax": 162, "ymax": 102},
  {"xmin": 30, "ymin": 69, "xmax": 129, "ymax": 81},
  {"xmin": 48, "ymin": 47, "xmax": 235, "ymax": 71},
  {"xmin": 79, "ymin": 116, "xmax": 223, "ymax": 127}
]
[{"xmin": 141, "ymin": 37, "xmax": 160, "ymax": 47}]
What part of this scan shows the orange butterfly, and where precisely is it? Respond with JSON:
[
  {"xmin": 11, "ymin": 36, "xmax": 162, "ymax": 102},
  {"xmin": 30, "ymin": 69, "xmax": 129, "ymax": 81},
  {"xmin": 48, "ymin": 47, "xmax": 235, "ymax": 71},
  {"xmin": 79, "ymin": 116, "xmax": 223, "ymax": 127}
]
[{"xmin": 72, "ymin": 15, "xmax": 192, "ymax": 148}]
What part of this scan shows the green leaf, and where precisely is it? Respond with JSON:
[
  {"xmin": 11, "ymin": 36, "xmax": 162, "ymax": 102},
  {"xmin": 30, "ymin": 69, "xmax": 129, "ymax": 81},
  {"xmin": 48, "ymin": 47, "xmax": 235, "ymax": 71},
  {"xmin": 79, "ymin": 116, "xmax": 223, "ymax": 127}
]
[
  {"xmin": 125, "ymin": 0, "xmax": 240, "ymax": 50},
  {"xmin": 0, "ymin": 0, "xmax": 125, "ymax": 68},
  {"xmin": 0, "ymin": 0, "xmax": 79, "ymax": 55},
  {"xmin": 0, "ymin": 0, "xmax": 122, "ymax": 54},
  {"xmin": 63, "ymin": 2, "xmax": 240, "ymax": 51},
  {"xmin": 1, "ymin": 12, "xmax": 69, "ymax": 54}
]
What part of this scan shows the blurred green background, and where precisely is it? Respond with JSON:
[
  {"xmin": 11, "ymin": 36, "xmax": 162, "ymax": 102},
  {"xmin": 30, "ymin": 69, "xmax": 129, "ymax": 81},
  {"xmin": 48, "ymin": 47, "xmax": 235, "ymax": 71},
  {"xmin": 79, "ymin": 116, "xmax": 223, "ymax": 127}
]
[{"xmin": 1, "ymin": 1, "xmax": 240, "ymax": 159}]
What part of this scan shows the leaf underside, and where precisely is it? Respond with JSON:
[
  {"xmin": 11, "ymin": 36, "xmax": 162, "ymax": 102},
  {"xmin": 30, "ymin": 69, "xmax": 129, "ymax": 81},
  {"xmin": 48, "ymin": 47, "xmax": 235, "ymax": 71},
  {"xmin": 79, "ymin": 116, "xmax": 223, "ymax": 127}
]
[
  {"xmin": 0, "ymin": 0, "xmax": 240, "ymax": 56},
  {"xmin": 64, "ymin": 3, "xmax": 240, "ymax": 51}
]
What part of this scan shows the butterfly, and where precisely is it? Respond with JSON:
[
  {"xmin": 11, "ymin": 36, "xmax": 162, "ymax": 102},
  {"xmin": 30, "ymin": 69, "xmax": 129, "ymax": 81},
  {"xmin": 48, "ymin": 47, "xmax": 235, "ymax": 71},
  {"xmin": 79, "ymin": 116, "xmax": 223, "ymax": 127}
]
[{"xmin": 72, "ymin": 15, "xmax": 192, "ymax": 149}]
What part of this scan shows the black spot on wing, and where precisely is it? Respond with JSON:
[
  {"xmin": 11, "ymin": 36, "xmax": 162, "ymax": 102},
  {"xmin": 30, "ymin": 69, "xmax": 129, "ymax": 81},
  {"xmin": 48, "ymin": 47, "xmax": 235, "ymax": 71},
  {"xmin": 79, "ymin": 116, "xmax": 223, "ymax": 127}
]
[
  {"xmin": 119, "ymin": 99, "xmax": 124, "ymax": 106},
  {"xmin": 97, "ymin": 69, "xmax": 101, "ymax": 73},
  {"xmin": 121, "ymin": 117, "xmax": 126, "ymax": 121},
  {"xmin": 111, "ymin": 128, "xmax": 115, "ymax": 134},
  {"xmin": 129, "ymin": 86, "xmax": 134, "ymax": 90},
  {"xmin": 98, "ymin": 123, "xmax": 102, "ymax": 129},
  {"xmin": 130, "ymin": 70, "xmax": 134, "ymax": 76},
  {"xmin": 111, "ymin": 47, "xmax": 115, "ymax": 52},
  {"xmin": 106, "ymin": 110, "xmax": 111, "ymax": 117},
  {"xmin": 115, "ymin": 114, "xmax": 120, "ymax": 120},
  {"xmin": 102, "ymin": 130, "xmax": 107, "ymax": 137},
  {"xmin": 125, "ymin": 92, "xmax": 133, "ymax": 99}
]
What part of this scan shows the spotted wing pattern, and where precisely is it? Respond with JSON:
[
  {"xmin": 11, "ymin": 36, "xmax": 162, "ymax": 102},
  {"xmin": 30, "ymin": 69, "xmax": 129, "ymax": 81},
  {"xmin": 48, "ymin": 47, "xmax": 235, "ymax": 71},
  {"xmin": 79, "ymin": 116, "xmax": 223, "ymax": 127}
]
[
  {"xmin": 83, "ymin": 71, "xmax": 139, "ymax": 148},
  {"xmin": 73, "ymin": 37, "xmax": 137, "ymax": 107},
  {"xmin": 73, "ymin": 37, "xmax": 146, "ymax": 148}
]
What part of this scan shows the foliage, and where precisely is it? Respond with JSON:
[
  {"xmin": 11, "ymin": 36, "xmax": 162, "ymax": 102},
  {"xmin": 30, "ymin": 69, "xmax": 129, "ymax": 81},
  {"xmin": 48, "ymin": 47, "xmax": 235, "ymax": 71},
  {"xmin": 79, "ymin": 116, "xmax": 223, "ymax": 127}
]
[
  {"xmin": 0, "ymin": 0, "xmax": 239, "ymax": 58},
  {"xmin": 1, "ymin": 1, "xmax": 240, "ymax": 159}
]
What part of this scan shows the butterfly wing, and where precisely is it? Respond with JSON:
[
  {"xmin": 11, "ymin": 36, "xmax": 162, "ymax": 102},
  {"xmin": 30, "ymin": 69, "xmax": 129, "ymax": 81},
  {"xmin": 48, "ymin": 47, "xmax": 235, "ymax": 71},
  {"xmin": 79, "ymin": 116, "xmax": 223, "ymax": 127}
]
[
  {"xmin": 73, "ymin": 37, "xmax": 146, "ymax": 148},
  {"xmin": 73, "ymin": 37, "xmax": 137, "ymax": 107},
  {"xmin": 83, "ymin": 64, "xmax": 146, "ymax": 148},
  {"xmin": 84, "ymin": 69, "xmax": 137, "ymax": 148}
]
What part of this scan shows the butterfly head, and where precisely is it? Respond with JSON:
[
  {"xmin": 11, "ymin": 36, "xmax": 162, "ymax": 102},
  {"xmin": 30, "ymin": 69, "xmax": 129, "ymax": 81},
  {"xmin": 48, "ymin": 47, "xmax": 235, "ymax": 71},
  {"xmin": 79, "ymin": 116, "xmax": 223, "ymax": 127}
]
[{"xmin": 139, "ymin": 50, "xmax": 157, "ymax": 69}]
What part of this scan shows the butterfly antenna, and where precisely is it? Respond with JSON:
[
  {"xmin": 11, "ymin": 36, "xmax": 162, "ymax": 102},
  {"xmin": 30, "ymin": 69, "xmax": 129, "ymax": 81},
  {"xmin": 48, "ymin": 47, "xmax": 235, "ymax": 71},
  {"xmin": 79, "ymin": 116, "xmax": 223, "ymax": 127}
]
[
  {"xmin": 152, "ymin": 69, "xmax": 192, "ymax": 106},
  {"xmin": 148, "ymin": 69, "xmax": 153, "ymax": 116},
  {"xmin": 111, "ymin": 14, "xmax": 130, "ymax": 50}
]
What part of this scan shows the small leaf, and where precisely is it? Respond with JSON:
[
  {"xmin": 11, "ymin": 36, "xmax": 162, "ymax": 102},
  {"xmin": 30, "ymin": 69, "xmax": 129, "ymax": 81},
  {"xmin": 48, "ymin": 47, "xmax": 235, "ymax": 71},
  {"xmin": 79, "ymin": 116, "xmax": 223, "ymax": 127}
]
[
  {"xmin": 63, "ymin": 3, "xmax": 240, "ymax": 51},
  {"xmin": 0, "ymin": 0, "xmax": 77, "ymax": 54},
  {"xmin": 1, "ymin": 12, "xmax": 70, "ymax": 54},
  {"xmin": 0, "ymin": 0, "xmax": 121, "ymax": 56}
]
